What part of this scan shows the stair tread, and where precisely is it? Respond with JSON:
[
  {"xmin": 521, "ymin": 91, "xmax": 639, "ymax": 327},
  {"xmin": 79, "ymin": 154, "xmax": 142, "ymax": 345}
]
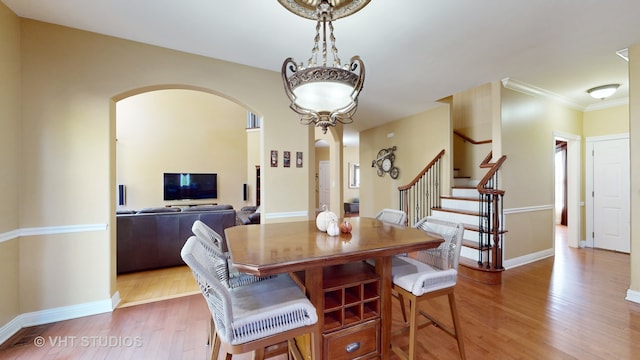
[
  {"xmin": 459, "ymin": 257, "xmax": 504, "ymax": 272},
  {"xmin": 462, "ymin": 239, "xmax": 491, "ymax": 250},
  {"xmin": 432, "ymin": 207, "xmax": 482, "ymax": 217},
  {"xmin": 441, "ymin": 195, "xmax": 479, "ymax": 201}
]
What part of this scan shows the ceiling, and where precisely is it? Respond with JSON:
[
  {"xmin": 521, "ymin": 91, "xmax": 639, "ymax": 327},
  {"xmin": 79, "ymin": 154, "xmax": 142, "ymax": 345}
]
[{"xmin": 3, "ymin": 0, "xmax": 638, "ymax": 146}]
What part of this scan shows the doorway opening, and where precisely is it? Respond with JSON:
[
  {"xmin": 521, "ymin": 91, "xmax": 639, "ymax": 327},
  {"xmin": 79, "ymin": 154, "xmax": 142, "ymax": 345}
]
[
  {"xmin": 555, "ymin": 140, "xmax": 567, "ymax": 227},
  {"xmin": 113, "ymin": 86, "xmax": 255, "ymax": 307},
  {"xmin": 553, "ymin": 132, "xmax": 581, "ymax": 251}
]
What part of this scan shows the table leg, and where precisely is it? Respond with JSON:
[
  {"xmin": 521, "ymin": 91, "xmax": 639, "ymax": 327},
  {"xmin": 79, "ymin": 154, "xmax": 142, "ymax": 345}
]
[
  {"xmin": 305, "ymin": 267, "xmax": 323, "ymax": 360},
  {"xmin": 375, "ymin": 256, "xmax": 392, "ymax": 360}
]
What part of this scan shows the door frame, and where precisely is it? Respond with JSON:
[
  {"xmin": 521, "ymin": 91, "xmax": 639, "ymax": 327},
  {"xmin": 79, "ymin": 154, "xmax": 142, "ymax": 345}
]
[
  {"xmin": 585, "ymin": 133, "xmax": 630, "ymax": 250},
  {"xmin": 553, "ymin": 131, "xmax": 581, "ymax": 248}
]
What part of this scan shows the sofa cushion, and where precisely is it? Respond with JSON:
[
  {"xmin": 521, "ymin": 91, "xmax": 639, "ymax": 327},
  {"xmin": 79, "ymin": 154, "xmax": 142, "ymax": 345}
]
[{"xmin": 237, "ymin": 206, "xmax": 260, "ymax": 225}]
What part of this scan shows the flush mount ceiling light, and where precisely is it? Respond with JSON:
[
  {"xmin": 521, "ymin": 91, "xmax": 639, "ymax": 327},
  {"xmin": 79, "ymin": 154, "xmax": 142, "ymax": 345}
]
[
  {"xmin": 280, "ymin": 0, "xmax": 368, "ymax": 134},
  {"xmin": 587, "ymin": 84, "xmax": 620, "ymax": 100}
]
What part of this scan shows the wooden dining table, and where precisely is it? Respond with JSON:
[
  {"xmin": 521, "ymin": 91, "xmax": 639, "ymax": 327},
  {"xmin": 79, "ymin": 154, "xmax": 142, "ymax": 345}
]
[{"xmin": 225, "ymin": 216, "xmax": 443, "ymax": 360}]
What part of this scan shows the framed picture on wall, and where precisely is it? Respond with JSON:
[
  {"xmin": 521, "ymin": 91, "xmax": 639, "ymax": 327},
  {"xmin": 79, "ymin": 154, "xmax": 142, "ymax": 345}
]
[
  {"xmin": 284, "ymin": 151, "xmax": 291, "ymax": 167},
  {"xmin": 296, "ymin": 152, "xmax": 303, "ymax": 168},
  {"xmin": 270, "ymin": 150, "xmax": 278, "ymax": 167}
]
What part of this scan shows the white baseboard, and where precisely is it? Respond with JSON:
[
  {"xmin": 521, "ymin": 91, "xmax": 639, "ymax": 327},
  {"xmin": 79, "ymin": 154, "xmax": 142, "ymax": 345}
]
[
  {"xmin": 265, "ymin": 211, "xmax": 308, "ymax": 219},
  {"xmin": 626, "ymin": 289, "xmax": 640, "ymax": 304},
  {"xmin": 503, "ymin": 248, "xmax": 555, "ymax": 269},
  {"xmin": 0, "ymin": 293, "xmax": 118, "ymax": 346},
  {"xmin": 111, "ymin": 291, "xmax": 121, "ymax": 309},
  {"xmin": 0, "ymin": 315, "xmax": 23, "ymax": 347}
]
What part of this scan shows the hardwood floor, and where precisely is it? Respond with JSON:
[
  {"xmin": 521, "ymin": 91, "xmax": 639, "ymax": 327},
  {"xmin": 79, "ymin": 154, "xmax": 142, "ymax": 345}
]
[
  {"xmin": 2, "ymin": 226, "xmax": 639, "ymax": 359},
  {"xmin": 116, "ymin": 266, "xmax": 199, "ymax": 308}
]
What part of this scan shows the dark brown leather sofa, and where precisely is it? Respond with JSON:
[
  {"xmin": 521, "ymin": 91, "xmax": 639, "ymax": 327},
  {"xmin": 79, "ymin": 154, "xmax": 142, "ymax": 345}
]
[
  {"xmin": 236, "ymin": 205, "xmax": 260, "ymax": 225},
  {"xmin": 116, "ymin": 205, "xmax": 237, "ymax": 274}
]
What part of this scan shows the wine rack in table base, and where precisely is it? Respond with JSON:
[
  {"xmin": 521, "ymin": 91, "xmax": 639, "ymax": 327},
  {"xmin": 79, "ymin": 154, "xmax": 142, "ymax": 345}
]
[
  {"xmin": 322, "ymin": 262, "xmax": 380, "ymax": 332},
  {"xmin": 293, "ymin": 261, "xmax": 381, "ymax": 360}
]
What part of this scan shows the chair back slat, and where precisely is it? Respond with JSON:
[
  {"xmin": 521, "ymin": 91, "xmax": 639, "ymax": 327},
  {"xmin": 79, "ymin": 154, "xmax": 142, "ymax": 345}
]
[
  {"xmin": 414, "ymin": 217, "xmax": 464, "ymax": 270},
  {"xmin": 376, "ymin": 208, "xmax": 407, "ymax": 226},
  {"xmin": 192, "ymin": 219, "xmax": 227, "ymax": 254},
  {"xmin": 181, "ymin": 236, "xmax": 234, "ymax": 341},
  {"xmin": 191, "ymin": 220, "xmax": 232, "ymax": 285}
]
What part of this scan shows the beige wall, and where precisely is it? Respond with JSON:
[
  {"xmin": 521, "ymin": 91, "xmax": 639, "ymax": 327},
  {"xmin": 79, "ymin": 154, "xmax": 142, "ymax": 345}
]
[
  {"xmin": 584, "ymin": 104, "xmax": 629, "ymax": 137},
  {"xmin": 13, "ymin": 17, "xmax": 311, "ymax": 315},
  {"xmin": 452, "ymin": 83, "xmax": 494, "ymax": 180},
  {"xmin": 501, "ymin": 87, "xmax": 583, "ymax": 259},
  {"xmin": 360, "ymin": 104, "xmax": 451, "ymax": 218},
  {"xmin": 116, "ymin": 89, "xmax": 248, "ymax": 210},
  {"xmin": 630, "ymin": 44, "xmax": 640, "ymax": 294},
  {"xmin": 0, "ymin": 1, "xmax": 21, "ymax": 328}
]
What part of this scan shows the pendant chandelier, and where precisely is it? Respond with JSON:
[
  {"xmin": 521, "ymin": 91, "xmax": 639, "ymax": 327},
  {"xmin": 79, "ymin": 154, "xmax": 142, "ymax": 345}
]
[{"xmin": 280, "ymin": 0, "xmax": 368, "ymax": 134}]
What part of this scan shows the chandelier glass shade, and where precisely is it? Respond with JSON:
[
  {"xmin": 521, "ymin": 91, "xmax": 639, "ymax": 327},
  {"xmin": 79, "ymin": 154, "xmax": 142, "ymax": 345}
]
[{"xmin": 281, "ymin": 0, "xmax": 366, "ymax": 134}]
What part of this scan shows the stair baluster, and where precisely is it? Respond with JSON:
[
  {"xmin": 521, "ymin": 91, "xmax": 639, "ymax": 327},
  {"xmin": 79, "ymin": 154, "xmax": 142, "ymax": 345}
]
[
  {"xmin": 398, "ymin": 149, "xmax": 445, "ymax": 227},
  {"xmin": 477, "ymin": 153, "xmax": 507, "ymax": 271}
]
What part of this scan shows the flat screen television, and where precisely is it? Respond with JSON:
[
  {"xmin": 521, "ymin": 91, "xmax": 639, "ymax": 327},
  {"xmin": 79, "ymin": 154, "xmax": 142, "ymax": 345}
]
[{"xmin": 163, "ymin": 173, "xmax": 217, "ymax": 201}]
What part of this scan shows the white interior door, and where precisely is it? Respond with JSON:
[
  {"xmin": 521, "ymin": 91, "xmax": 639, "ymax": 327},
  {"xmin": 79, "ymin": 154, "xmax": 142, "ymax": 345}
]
[
  {"xmin": 319, "ymin": 161, "xmax": 330, "ymax": 210},
  {"xmin": 592, "ymin": 137, "xmax": 630, "ymax": 253}
]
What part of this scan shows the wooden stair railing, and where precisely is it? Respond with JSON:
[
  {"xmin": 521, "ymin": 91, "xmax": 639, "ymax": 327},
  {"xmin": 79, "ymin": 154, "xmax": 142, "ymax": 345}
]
[
  {"xmin": 476, "ymin": 152, "xmax": 507, "ymax": 271},
  {"xmin": 398, "ymin": 149, "xmax": 445, "ymax": 227},
  {"xmin": 453, "ymin": 130, "xmax": 492, "ymax": 145}
]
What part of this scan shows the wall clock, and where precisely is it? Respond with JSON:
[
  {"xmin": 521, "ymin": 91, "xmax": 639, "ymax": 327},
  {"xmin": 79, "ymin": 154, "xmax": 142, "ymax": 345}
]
[{"xmin": 372, "ymin": 146, "xmax": 399, "ymax": 179}]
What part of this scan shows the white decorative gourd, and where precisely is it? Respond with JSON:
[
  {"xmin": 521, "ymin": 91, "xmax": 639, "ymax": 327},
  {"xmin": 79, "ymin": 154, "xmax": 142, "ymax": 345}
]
[
  {"xmin": 316, "ymin": 205, "xmax": 338, "ymax": 232},
  {"xmin": 326, "ymin": 219, "xmax": 340, "ymax": 236}
]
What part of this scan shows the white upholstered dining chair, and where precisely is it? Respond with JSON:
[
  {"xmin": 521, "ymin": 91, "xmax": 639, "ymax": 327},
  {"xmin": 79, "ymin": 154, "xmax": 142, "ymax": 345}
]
[
  {"xmin": 375, "ymin": 208, "xmax": 407, "ymax": 226},
  {"xmin": 390, "ymin": 216, "xmax": 466, "ymax": 360},
  {"xmin": 191, "ymin": 220, "xmax": 274, "ymax": 289},
  {"xmin": 190, "ymin": 220, "xmax": 277, "ymax": 350},
  {"xmin": 181, "ymin": 236, "xmax": 319, "ymax": 360}
]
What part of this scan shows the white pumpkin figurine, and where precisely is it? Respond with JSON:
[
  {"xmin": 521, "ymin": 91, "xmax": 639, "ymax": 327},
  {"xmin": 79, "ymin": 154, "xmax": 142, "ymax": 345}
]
[
  {"xmin": 326, "ymin": 219, "xmax": 340, "ymax": 236},
  {"xmin": 316, "ymin": 205, "xmax": 338, "ymax": 232}
]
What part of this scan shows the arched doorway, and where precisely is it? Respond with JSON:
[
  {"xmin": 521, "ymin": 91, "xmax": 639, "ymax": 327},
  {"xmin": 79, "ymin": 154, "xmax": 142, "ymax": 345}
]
[{"xmin": 112, "ymin": 86, "xmax": 259, "ymax": 306}]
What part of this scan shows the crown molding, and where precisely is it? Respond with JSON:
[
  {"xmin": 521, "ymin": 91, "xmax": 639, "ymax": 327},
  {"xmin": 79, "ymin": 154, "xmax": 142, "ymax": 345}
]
[
  {"xmin": 584, "ymin": 97, "xmax": 629, "ymax": 112},
  {"xmin": 501, "ymin": 78, "xmax": 584, "ymax": 111},
  {"xmin": 502, "ymin": 77, "xmax": 629, "ymax": 112}
]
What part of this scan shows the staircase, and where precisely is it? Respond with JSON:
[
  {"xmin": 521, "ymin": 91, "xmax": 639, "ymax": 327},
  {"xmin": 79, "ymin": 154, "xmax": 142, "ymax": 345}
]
[
  {"xmin": 431, "ymin": 181, "xmax": 503, "ymax": 285},
  {"xmin": 398, "ymin": 150, "xmax": 507, "ymax": 285}
]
